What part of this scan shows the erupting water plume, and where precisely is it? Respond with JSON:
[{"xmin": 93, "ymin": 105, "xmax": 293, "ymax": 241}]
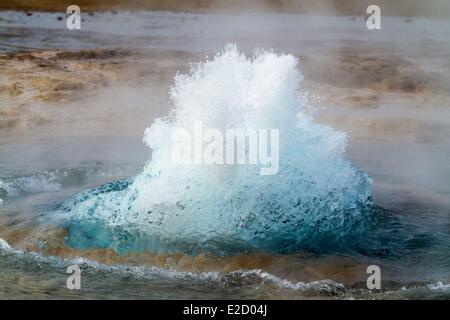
[{"xmin": 61, "ymin": 45, "xmax": 375, "ymax": 254}]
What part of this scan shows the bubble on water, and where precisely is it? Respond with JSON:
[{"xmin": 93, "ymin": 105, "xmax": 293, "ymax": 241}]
[{"xmin": 61, "ymin": 44, "xmax": 375, "ymax": 254}]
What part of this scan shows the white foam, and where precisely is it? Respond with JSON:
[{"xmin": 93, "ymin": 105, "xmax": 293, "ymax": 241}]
[{"xmin": 0, "ymin": 238, "xmax": 11, "ymax": 250}]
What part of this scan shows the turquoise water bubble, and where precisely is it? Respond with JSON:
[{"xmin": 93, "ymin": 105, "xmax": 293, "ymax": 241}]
[{"xmin": 61, "ymin": 45, "xmax": 376, "ymax": 254}]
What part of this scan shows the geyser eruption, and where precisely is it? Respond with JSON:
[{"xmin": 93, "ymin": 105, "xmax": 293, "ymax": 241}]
[{"xmin": 61, "ymin": 45, "xmax": 375, "ymax": 254}]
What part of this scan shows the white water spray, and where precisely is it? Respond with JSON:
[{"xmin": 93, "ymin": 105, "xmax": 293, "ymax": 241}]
[{"xmin": 62, "ymin": 45, "xmax": 374, "ymax": 254}]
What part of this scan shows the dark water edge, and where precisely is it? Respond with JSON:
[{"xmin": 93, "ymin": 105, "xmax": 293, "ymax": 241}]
[{"xmin": 1, "ymin": 230, "xmax": 450, "ymax": 299}]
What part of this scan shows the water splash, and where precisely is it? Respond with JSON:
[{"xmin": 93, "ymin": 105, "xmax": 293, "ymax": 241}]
[{"xmin": 61, "ymin": 45, "xmax": 375, "ymax": 254}]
